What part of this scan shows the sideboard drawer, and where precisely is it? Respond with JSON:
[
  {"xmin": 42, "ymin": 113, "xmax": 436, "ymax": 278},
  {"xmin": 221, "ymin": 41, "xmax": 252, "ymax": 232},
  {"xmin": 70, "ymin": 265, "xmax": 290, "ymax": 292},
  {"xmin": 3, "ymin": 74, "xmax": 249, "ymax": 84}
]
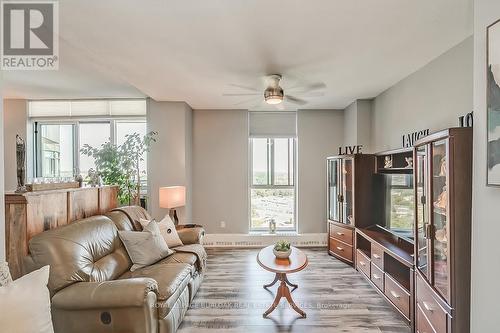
[
  {"xmin": 371, "ymin": 243, "xmax": 384, "ymax": 270},
  {"xmin": 329, "ymin": 237, "xmax": 353, "ymax": 262},
  {"xmin": 416, "ymin": 303, "xmax": 436, "ymax": 333},
  {"xmin": 384, "ymin": 274, "xmax": 410, "ymax": 319},
  {"xmin": 356, "ymin": 249, "xmax": 371, "ymax": 277},
  {"xmin": 416, "ymin": 273, "xmax": 448, "ymax": 333},
  {"xmin": 329, "ymin": 224, "xmax": 353, "ymax": 245},
  {"xmin": 370, "ymin": 262, "xmax": 384, "ymax": 291}
]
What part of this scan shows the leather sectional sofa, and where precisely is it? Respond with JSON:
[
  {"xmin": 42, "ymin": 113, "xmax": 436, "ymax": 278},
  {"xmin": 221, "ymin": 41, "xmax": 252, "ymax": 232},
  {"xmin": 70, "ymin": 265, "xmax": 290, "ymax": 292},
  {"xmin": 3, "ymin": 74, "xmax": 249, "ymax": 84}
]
[{"xmin": 23, "ymin": 206, "xmax": 206, "ymax": 333}]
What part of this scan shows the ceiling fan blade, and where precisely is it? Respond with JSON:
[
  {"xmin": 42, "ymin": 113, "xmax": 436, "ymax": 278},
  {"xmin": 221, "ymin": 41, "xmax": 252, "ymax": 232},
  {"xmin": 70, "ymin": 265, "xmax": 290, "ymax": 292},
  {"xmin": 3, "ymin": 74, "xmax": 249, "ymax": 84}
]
[
  {"xmin": 285, "ymin": 95, "xmax": 308, "ymax": 105},
  {"xmin": 223, "ymin": 93, "xmax": 261, "ymax": 96},
  {"xmin": 288, "ymin": 82, "xmax": 327, "ymax": 92},
  {"xmin": 300, "ymin": 91, "xmax": 325, "ymax": 97},
  {"xmin": 228, "ymin": 84, "xmax": 260, "ymax": 92}
]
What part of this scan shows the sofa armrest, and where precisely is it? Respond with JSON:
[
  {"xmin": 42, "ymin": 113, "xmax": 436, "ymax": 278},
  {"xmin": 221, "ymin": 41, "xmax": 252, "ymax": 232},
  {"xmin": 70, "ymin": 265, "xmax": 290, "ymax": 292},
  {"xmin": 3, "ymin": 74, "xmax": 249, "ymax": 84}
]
[
  {"xmin": 176, "ymin": 226, "xmax": 205, "ymax": 245},
  {"xmin": 52, "ymin": 278, "xmax": 158, "ymax": 310}
]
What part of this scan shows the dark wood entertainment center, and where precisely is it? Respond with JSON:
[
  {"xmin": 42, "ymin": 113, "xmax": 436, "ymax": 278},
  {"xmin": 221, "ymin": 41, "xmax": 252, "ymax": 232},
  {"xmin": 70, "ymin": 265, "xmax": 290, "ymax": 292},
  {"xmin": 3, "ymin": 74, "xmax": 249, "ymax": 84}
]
[{"xmin": 327, "ymin": 128, "xmax": 472, "ymax": 333}]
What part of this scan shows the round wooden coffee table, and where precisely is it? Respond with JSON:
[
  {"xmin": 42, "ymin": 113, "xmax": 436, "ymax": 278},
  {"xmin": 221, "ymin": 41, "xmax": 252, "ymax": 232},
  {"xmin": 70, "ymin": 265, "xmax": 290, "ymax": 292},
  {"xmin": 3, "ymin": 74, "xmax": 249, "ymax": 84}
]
[{"xmin": 257, "ymin": 245, "xmax": 308, "ymax": 318}]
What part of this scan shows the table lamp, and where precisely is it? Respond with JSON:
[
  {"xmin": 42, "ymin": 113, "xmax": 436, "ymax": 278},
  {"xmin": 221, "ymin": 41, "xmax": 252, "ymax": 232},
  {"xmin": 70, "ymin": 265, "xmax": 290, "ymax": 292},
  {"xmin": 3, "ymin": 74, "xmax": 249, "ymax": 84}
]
[{"xmin": 159, "ymin": 186, "xmax": 186, "ymax": 225}]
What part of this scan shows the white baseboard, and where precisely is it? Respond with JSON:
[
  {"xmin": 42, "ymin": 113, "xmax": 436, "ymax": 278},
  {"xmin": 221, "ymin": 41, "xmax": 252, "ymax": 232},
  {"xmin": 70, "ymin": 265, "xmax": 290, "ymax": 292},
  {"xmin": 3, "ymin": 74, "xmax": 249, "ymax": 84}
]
[{"xmin": 202, "ymin": 233, "xmax": 327, "ymax": 248}]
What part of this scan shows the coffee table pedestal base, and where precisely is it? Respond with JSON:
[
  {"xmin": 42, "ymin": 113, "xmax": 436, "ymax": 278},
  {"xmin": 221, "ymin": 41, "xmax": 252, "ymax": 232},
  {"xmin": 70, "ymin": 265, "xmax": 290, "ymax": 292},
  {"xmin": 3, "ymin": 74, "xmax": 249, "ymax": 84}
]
[{"xmin": 263, "ymin": 273, "xmax": 306, "ymax": 318}]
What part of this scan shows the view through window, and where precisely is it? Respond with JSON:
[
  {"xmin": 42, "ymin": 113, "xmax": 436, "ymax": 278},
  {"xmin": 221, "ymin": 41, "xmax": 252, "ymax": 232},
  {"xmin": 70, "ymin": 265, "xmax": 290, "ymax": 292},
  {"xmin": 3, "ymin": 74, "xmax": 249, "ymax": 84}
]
[
  {"xmin": 250, "ymin": 138, "xmax": 296, "ymax": 231},
  {"xmin": 31, "ymin": 100, "xmax": 147, "ymax": 181}
]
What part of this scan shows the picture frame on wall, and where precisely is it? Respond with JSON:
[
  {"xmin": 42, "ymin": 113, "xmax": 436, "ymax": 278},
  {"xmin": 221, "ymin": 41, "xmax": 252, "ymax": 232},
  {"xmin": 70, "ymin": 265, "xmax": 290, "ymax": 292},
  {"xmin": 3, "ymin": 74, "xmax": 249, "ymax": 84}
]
[{"xmin": 487, "ymin": 19, "xmax": 500, "ymax": 186}]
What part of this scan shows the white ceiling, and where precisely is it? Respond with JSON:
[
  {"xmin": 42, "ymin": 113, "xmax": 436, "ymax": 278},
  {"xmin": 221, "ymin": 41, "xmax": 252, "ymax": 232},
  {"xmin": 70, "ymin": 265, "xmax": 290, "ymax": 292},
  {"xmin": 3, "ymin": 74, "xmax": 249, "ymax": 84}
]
[{"xmin": 2, "ymin": 0, "xmax": 473, "ymax": 110}]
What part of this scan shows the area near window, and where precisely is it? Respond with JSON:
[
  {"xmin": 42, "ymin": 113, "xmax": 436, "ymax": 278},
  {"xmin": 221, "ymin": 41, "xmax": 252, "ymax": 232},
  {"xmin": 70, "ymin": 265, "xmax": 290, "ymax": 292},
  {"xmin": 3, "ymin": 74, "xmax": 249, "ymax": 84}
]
[
  {"xmin": 30, "ymin": 100, "xmax": 147, "ymax": 183},
  {"xmin": 250, "ymin": 137, "xmax": 296, "ymax": 232}
]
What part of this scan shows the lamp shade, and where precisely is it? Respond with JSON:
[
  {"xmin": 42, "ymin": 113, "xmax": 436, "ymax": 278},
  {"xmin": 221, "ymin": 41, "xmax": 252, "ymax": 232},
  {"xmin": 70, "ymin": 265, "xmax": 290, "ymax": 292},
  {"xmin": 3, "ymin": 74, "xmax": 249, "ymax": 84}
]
[{"xmin": 159, "ymin": 186, "xmax": 186, "ymax": 209}]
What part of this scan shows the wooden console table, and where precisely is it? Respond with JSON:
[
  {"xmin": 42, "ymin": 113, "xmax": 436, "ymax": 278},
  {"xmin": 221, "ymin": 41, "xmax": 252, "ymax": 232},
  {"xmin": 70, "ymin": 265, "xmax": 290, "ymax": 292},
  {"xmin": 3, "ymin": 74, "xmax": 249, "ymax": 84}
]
[{"xmin": 4, "ymin": 185, "xmax": 118, "ymax": 278}]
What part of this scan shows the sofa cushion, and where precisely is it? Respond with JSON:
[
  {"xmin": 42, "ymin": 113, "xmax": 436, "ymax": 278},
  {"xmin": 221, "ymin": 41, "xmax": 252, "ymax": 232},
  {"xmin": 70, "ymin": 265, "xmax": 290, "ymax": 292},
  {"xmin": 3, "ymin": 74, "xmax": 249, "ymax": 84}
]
[
  {"xmin": 157, "ymin": 252, "xmax": 197, "ymax": 267},
  {"xmin": 111, "ymin": 206, "xmax": 152, "ymax": 231},
  {"xmin": 120, "ymin": 263, "xmax": 191, "ymax": 302},
  {"xmin": 140, "ymin": 216, "xmax": 183, "ymax": 248},
  {"xmin": 29, "ymin": 216, "xmax": 131, "ymax": 293},
  {"xmin": 106, "ymin": 210, "xmax": 135, "ymax": 231},
  {"xmin": 118, "ymin": 222, "xmax": 173, "ymax": 271}
]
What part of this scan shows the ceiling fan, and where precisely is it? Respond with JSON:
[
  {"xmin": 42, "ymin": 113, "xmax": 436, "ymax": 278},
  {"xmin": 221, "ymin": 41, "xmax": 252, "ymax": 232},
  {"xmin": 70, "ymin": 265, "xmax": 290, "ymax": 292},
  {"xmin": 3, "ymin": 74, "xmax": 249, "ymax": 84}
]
[{"xmin": 223, "ymin": 74, "xmax": 326, "ymax": 109}]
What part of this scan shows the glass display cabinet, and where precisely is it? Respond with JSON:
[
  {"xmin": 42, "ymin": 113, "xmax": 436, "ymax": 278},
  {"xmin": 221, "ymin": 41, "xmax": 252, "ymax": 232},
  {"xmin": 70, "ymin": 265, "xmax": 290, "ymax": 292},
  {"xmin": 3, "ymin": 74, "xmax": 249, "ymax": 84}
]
[
  {"xmin": 326, "ymin": 154, "xmax": 376, "ymax": 264},
  {"xmin": 413, "ymin": 128, "xmax": 472, "ymax": 333}
]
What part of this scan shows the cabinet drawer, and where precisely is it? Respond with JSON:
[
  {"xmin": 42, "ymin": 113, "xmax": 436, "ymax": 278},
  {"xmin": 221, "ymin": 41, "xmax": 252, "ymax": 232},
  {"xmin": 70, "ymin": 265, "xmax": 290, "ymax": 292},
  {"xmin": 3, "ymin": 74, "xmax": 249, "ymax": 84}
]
[
  {"xmin": 416, "ymin": 273, "xmax": 448, "ymax": 333},
  {"xmin": 329, "ymin": 238, "xmax": 353, "ymax": 262},
  {"xmin": 384, "ymin": 274, "xmax": 410, "ymax": 319},
  {"xmin": 416, "ymin": 303, "xmax": 436, "ymax": 333},
  {"xmin": 356, "ymin": 249, "xmax": 371, "ymax": 277},
  {"xmin": 371, "ymin": 243, "xmax": 384, "ymax": 270},
  {"xmin": 370, "ymin": 263, "xmax": 384, "ymax": 291},
  {"xmin": 329, "ymin": 224, "xmax": 353, "ymax": 245}
]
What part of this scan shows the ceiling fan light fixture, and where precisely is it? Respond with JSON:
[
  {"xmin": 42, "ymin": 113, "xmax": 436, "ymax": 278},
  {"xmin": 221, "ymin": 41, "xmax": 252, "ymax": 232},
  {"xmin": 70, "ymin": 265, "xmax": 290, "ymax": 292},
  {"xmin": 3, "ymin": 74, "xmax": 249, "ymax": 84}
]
[{"xmin": 264, "ymin": 86, "xmax": 284, "ymax": 105}]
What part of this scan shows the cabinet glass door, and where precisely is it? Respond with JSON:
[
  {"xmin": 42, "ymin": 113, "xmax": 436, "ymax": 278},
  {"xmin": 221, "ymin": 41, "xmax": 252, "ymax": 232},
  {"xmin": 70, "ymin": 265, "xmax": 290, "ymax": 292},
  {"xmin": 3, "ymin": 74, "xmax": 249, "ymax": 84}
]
[
  {"xmin": 431, "ymin": 140, "xmax": 450, "ymax": 301},
  {"xmin": 328, "ymin": 159, "xmax": 340, "ymax": 222},
  {"xmin": 342, "ymin": 158, "xmax": 354, "ymax": 225},
  {"xmin": 416, "ymin": 145, "xmax": 429, "ymax": 280}
]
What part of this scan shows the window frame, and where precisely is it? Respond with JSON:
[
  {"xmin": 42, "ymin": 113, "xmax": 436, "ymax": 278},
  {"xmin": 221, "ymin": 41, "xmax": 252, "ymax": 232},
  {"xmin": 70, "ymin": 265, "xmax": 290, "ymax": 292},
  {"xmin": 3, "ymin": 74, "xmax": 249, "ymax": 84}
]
[
  {"xmin": 249, "ymin": 137, "xmax": 297, "ymax": 232},
  {"xmin": 32, "ymin": 116, "xmax": 147, "ymax": 179}
]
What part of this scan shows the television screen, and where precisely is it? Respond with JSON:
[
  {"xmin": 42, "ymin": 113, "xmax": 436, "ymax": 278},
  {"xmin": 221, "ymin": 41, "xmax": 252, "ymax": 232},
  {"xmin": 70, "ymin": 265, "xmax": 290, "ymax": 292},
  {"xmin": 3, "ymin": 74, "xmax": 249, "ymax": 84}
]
[{"xmin": 383, "ymin": 174, "xmax": 414, "ymax": 240}]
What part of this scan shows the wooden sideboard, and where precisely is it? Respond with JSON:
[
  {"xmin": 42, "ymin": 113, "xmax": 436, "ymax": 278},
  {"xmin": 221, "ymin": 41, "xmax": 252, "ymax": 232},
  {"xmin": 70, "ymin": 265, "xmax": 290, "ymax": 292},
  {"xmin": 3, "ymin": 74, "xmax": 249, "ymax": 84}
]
[{"xmin": 4, "ymin": 185, "xmax": 118, "ymax": 278}]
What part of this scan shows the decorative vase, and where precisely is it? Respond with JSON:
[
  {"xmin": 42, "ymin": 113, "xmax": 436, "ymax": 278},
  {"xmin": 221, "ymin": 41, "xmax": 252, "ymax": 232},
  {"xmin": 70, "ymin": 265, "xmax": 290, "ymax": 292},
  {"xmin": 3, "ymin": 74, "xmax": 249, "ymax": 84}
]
[
  {"xmin": 15, "ymin": 135, "xmax": 27, "ymax": 193},
  {"xmin": 273, "ymin": 248, "xmax": 291, "ymax": 259},
  {"xmin": 269, "ymin": 219, "xmax": 276, "ymax": 234}
]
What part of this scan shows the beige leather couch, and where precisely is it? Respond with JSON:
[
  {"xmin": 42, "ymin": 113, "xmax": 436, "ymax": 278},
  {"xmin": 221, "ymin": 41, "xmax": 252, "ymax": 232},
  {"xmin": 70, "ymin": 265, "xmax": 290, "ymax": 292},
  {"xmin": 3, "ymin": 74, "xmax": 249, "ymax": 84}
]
[{"xmin": 23, "ymin": 206, "xmax": 205, "ymax": 333}]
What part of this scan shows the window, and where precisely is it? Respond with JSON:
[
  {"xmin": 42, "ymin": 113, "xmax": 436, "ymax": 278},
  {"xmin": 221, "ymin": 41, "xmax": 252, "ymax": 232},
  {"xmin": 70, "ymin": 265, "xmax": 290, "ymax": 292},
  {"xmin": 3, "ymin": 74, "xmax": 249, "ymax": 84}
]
[
  {"xmin": 78, "ymin": 122, "xmax": 111, "ymax": 176},
  {"xmin": 250, "ymin": 138, "xmax": 296, "ymax": 231},
  {"xmin": 384, "ymin": 174, "xmax": 415, "ymax": 238},
  {"xmin": 39, "ymin": 124, "xmax": 74, "ymax": 178},
  {"xmin": 30, "ymin": 100, "xmax": 147, "ymax": 181}
]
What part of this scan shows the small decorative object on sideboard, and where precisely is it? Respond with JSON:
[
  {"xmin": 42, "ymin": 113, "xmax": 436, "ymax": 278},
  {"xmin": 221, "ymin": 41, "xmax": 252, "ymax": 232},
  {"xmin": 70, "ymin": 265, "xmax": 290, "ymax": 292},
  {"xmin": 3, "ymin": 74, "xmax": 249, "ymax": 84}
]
[
  {"xmin": 75, "ymin": 173, "xmax": 84, "ymax": 187},
  {"xmin": 87, "ymin": 168, "xmax": 102, "ymax": 187},
  {"xmin": 384, "ymin": 155, "xmax": 393, "ymax": 168},
  {"xmin": 15, "ymin": 135, "xmax": 27, "ymax": 193},
  {"xmin": 269, "ymin": 218, "xmax": 276, "ymax": 234},
  {"xmin": 273, "ymin": 240, "xmax": 291, "ymax": 259},
  {"xmin": 405, "ymin": 157, "xmax": 413, "ymax": 168}
]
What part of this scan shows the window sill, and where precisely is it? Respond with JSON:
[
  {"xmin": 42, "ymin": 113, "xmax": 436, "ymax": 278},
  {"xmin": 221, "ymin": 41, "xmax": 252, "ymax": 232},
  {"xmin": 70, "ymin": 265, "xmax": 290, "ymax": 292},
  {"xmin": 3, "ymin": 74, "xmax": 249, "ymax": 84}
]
[{"xmin": 249, "ymin": 231, "xmax": 299, "ymax": 236}]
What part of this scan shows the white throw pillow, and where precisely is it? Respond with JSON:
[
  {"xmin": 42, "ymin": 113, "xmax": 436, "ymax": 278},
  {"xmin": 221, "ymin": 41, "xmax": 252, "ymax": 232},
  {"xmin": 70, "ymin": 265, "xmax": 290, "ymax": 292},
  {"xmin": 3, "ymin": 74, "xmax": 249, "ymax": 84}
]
[
  {"xmin": 0, "ymin": 262, "xmax": 13, "ymax": 286},
  {"xmin": 119, "ymin": 220, "xmax": 173, "ymax": 271},
  {"xmin": 140, "ymin": 215, "xmax": 184, "ymax": 248},
  {"xmin": 0, "ymin": 266, "xmax": 54, "ymax": 333}
]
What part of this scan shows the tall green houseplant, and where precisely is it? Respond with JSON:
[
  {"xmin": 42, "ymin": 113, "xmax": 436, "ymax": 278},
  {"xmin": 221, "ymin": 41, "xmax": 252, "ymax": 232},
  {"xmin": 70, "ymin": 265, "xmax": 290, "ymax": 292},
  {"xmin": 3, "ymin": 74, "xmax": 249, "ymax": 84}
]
[{"xmin": 80, "ymin": 131, "xmax": 157, "ymax": 205}]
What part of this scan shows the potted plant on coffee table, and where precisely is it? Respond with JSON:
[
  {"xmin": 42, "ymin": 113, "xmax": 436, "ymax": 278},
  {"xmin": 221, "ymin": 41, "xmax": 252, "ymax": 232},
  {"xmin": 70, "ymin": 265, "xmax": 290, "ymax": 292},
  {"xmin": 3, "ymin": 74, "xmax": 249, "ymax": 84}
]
[{"xmin": 273, "ymin": 240, "xmax": 292, "ymax": 259}]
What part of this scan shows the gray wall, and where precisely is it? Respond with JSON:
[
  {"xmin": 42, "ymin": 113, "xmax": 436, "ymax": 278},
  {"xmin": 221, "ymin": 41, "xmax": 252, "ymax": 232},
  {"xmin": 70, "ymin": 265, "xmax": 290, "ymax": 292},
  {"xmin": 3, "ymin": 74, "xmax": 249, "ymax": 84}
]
[
  {"xmin": 192, "ymin": 109, "xmax": 249, "ymax": 233},
  {"xmin": 343, "ymin": 100, "xmax": 373, "ymax": 152},
  {"xmin": 0, "ymin": 88, "xmax": 5, "ymax": 261},
  {"xmin": 192, "ymin": 109, "xmax": 344, "ymax": 234},
  {"xmin": 297, "ymin": 109, "xmax": 344, "ymax": 233},
  {"xmin": 147, "ymin": 99, "xmax": 193, "ymax": 222},
  {"xmin": 471, "ymin": 1, "xmax": 500, "ymax": 331},
  {"xmin": 3, "ymin": 99, "xmax": 27, "ymax": 192},
  {"xmin": 371, "ymin": 36, "xmax": 473, "ymax": 152}
]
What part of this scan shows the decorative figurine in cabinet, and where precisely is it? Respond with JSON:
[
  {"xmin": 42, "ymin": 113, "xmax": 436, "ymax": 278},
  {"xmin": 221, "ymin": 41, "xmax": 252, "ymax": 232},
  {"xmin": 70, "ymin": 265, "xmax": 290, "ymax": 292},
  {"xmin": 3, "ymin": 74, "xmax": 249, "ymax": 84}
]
[
  {"xmin": 413, "ymin": 128, "xmax": 472, "ymax": 333},
  {"xmin": 327, "ymin": 154, "xmax": 377, "ymax": 264}
]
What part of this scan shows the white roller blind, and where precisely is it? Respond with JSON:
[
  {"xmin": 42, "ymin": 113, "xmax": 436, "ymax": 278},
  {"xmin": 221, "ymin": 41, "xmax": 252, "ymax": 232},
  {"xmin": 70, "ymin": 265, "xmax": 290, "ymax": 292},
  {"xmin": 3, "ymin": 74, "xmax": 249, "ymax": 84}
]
[
  {"xmin": 29, "ymin": 99, "xmax": 146, "ymax": 117},
  {"xmin": 249, "ymin": 111, "xmax": 297, "ymax": 137}
]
